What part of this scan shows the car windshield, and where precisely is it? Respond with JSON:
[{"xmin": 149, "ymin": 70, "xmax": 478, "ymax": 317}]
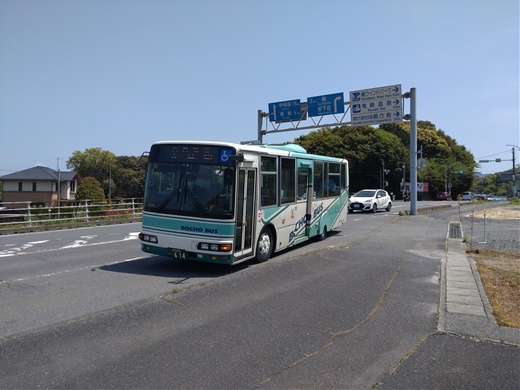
[{"xmin": 355, "ymin": 190, "xmax": 376, "ymax": 197}]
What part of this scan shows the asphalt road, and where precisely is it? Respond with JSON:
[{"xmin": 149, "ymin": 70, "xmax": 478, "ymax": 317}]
[{"xmin": 0, "ymin": 201, "xmax": 518, "ymax": 389}]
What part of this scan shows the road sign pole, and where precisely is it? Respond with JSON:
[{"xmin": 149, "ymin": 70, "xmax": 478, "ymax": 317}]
[
  {"xmin": 258, "ymin": 109, "xmax": 264, "ymax": 144},
  {"xmin": 408, "ymin": 88, "xmax": 417, "ymax": 215}
]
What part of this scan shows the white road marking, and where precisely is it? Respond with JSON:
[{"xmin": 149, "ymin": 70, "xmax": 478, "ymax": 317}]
[
  {"xmin": 0, "ymin": 256, "xmax": 150, "ymax": 284},
  {"xmin": 0, "ymin": 240, "xmax": 50, "ymax": 257},
  {"xmin": 0, "ymin": 234, "xmax": 140, "ymax": 258},
  {"xmin": 60, "ymin": 235, "xmax": 97, "ymax": 249}
]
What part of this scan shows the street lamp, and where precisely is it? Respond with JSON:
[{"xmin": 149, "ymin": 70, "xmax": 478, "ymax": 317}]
[{"xmin": 506, "ymin": 144, "xmax": 519, "ymax": 198}]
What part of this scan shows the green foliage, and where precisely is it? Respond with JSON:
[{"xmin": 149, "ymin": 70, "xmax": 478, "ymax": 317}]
[
  {"xmin": 295, "ymin": 125, "xmax": 407, "ymax": 191},
  {"xmin": 66, "ymin": 148, "xmax": 147, "ymax": 199},
  {"xmin": 296, "ymin": 121, "xmax": 477, "ymax": 197},
  {"xmin": 75, "ymin": 177, "xmax": 105, "ymax": 201},
  {"xmin": 111, "ymin": 156, "xmax": 147, "ymax": 198},
  {"xmin": 67, "ymin": 148, "xmax": 117, "ymax": 188}
]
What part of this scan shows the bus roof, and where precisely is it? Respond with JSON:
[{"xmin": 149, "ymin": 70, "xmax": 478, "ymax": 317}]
[{"xmin": 151, "ymin": 141, "xmax": 347, "ymax": 163}]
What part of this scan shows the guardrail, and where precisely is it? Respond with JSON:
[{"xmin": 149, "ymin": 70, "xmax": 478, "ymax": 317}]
[{"xmin": 0, "ymin": 198, "xmax": 143, "ymax": 234}]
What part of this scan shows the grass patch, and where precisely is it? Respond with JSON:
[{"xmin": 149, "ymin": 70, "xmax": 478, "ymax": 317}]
[{"xmin": 473, "ymin": 249, "xmax": 520, "ymax": 328}]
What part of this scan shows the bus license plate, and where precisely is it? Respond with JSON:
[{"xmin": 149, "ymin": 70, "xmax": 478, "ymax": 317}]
[{"xmin": 168, "ymin": 248, "xmax": 187, "ymax": 259}]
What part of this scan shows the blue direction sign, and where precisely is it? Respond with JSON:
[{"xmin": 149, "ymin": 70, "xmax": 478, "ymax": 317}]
[
  {"xmin": 307, "ymin": 93, "xmax": 344, "ymax": 117},
  {"xmin": 268, "ymin": 99, "xmax": 301, "ymax": 122},
  {"xmin": 350, "ymin": 84, "xmax": 403, "ymax": 126}
]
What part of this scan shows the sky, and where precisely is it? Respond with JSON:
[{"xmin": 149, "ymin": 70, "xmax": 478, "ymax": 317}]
[{"xmin": 1, "ymin": 0, "xmax": 518, "ymax": 176}]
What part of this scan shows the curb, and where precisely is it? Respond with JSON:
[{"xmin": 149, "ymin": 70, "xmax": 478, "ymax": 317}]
[{"xmin": 439, "ymin": 216, "xmax": 520, "ymax": 346}]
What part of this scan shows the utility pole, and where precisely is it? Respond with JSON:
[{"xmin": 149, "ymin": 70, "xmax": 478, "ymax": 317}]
[
  {"xmin": 404, "ymin": 88, "xmax": 417, "ymax": 215},
  {"xmin": 506, "ymin": 144, "xmax": 518, "ymax": 198},
  {"xmin": 57, "ymin": 157, "xmax": 61, "ymax": 219},
  {"xmin": 401, "ymin": 163, "xmax": 406, "ymax": 200},
  {"xmin": 480, "ymin": 145, "xmax": 518, "ymax": 198}
]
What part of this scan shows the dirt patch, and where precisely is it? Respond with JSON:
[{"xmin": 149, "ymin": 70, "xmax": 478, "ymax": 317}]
[{"xmin": 470, "ymin": 205, "xmax": 520, "ymax": 220}]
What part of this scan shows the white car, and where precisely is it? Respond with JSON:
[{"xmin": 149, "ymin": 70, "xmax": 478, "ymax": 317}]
[
  {"xmin": 348, "ymin": 189, "xmax": 392, "ymax": 213},
  {"xmin": 461, "ymin": 191, "xmax": 473, "ymax": 201}
]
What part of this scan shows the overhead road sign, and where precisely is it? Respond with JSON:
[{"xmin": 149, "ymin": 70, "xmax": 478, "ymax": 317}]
[
  {"xmin": 479, "ymin": 159, "xmax": 502, "ymax": 163},
  {"xmin": 268, "ymin": 99, "xmax": 303, "ymax": 122},
  {"xmin": 350, "ymin": 84, "xmax": 403, "ymax": 126},
  {"xmin": 307, "ymin": 93, "xmax": 344, "ymax": 117}
]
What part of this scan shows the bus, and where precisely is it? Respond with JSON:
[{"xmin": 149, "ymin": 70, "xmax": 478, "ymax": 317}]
[{"xmin": 139, "ymin": 141, "xmax": 349, "ymax": 265}]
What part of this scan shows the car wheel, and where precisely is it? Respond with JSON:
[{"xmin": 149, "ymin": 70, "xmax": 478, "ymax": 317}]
[
  {"xmin": 372, "ymin": 204, "xmax": 377, "ymax": 213},
  {"xmin": 386, "ymin": 202, "xmax": 392, "ymax": 212},
  {"xmin": 348, "ymin": 209, "xmax": 353, "ymax": 213},
  {"xmin": 256, "ymin": 228, "xmax": 273, "ymax": 263}
]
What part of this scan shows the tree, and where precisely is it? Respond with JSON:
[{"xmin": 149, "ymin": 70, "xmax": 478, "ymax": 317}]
[
  {"xmin": 75, "ymin": 177, "xmax": 105, "ymax": 201},
  {"xmin": 67, "ymin": 148, "xmax": 117, "ymax": 190},
  {"xmin": 295, "ymin": 125, "xmax": 407, "ymax": 192},
  {"xmin": 380, "ymin": 122, "xmax": 476, "ymax": 197},
  {"xmin": 111, "ymin": 156, "xmax": 147, "ymax": 199},
  {"xmin": 295, "ymin": 121, "xmax": 476, "ymax": 198}
]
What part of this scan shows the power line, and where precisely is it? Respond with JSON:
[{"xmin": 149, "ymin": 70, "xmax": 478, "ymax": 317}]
[{"xmin": 476, "ymin": 150, "xmax": 510, "ymax": 160}]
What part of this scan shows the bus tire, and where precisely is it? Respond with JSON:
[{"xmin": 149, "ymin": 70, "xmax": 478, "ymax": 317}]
[
  {"xmin": 256, "ymin": 228, "xmax": 273, "ymax": 263},
  {"xmin": 318, "ymin": 226, "xmax": 327, "ymax": 241}
]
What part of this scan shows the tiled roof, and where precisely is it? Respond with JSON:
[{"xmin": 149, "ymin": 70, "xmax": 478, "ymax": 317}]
[{"xmin": 0, "ymin": 166, "xmax": 79, "ymax": 181}]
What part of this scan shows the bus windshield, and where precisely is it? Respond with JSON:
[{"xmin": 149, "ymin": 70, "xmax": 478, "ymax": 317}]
[{"xmin": 144, "ymin": 162, "xmax": 235, "ymax": 219}]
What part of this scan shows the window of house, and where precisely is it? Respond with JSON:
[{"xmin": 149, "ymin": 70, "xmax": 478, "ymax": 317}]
[
  {"xmin": 260, "ymin": 156, "xmax": 277, "ymax": 207},
  {"xmin": 32, "ymin": 182, "xmax": 37, "ymax": 191},
  {"xmin": 70, "ymin": 180, "xmax": 76, "ymax": 192},
  {"xmin": 18, "ymin": 182, "xmax": 22, "ymax": 191},
  {"xmin": 280, "ymin": 158, "xmax": 295, "ymax": 204}
]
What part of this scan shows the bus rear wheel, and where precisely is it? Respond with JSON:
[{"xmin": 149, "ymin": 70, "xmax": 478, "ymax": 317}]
[
  {"xmin": 256, "ymin": 228, "xmax": 273, "ymax": 263},
  {"xmin": 318, "ymin": 226, "xmax": 327, "ymax": 241}
]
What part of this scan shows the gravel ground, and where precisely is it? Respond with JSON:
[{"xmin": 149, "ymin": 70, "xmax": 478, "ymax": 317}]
[{"xmin": 459, "ymin": 204, "xmax": 520, "ymax": 254}]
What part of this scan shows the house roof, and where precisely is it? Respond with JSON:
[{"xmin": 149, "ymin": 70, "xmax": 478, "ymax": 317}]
[{"xmin": 0, "ymin": 166, "xmax": 79, "ymax": 181}]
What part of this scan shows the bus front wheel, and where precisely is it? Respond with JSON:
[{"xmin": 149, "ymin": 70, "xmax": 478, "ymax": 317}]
[{"xmin": 256, "ymin": 228, "xmax": 273, "ymax": 263}]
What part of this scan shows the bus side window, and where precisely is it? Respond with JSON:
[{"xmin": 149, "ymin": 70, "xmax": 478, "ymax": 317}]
[
  {"xmin": 314, "ymin": 161, "xmax": 324, "ymax": 199},
  {"xmin": 261, "ymin": 181, "xmax": 276, "ymax": 206},
  {"xmin": 281, "ymin": 158, "xmax": 296, "ymax": 204},
  {"xmin": 261, "ymin": 156, "xmax": 277, "ymax": 207},
  {"xmin": 297, "ymin": 169, "xmax": 308, "ymax": 200}
]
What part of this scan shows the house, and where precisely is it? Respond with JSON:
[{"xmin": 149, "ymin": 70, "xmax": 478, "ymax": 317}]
[{"xmin": 0, "ymin": 166, "xmax": 80, "ymax": 209}]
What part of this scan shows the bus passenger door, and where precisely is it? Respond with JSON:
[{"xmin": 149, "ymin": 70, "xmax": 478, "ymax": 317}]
[
  {"xmin": 298, "ymin": 168, "xmax": 313, "ymax": 237},
  {"xmin": 234, "ymin": 169, "xmax": 256, "ymax": 259}
]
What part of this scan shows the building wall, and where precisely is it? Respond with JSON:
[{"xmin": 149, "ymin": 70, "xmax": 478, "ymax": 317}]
[
  {"xmin": 1, "ymin": 180, "xmax": 78, "ymax": 208},
  {"xmin": 2, "ymin": 191, "xmax": 55, "ymax": 208},
  {"xmin": 3, "ymin": 180, "xmax": 56, "ymax": 192}
]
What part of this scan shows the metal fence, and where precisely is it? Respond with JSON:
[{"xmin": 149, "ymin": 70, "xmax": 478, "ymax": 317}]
[{"xmin": 0, "ymin": 198, "xmax": 143, "ymax": 230}]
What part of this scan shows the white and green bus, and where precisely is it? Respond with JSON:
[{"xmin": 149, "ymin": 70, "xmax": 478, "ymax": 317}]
[{"xmin": 139, "ymin": 141, "xmax": 349, "ymax": 265}]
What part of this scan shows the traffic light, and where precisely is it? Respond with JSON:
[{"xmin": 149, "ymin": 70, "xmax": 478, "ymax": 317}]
[{"xmin": 459, "ymin": 170, "xmax": 464, "ymax": 174}]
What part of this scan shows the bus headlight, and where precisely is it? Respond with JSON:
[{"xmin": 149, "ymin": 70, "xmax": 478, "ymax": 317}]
[
  {"xmin": 197, "ymin": 242, "xmax": 232, "ymax": 252},
  {"xmin": 139, "ymin": 233, "xmax": 158, "ymax": 244}
]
